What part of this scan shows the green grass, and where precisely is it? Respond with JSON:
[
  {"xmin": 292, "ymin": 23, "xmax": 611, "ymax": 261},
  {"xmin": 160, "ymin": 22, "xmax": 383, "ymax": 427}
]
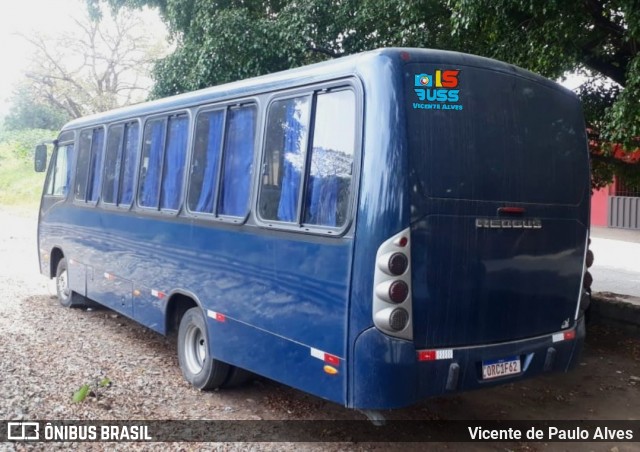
[{"xmin": 0, "ymin": 129, "xmax": 54, "ymax": 208}]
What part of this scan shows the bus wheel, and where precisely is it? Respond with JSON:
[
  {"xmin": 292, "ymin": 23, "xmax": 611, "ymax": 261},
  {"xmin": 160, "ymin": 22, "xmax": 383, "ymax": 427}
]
[
  {"xmin": 221, "ymin": 366, "xmax": 255, "ymax": 389},
  {"xmin": 55, "ymin": 258, "xmax": 89, "ymax": 308},
  {"xmin": 178, "ymin": 307, "xmax": 230, "ymax": 390}
]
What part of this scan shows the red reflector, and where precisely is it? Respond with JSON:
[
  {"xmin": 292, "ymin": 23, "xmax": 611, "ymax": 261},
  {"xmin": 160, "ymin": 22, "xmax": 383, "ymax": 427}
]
[
  {"xmin": 216, "ymin": 313, "xmax": 226, "ymax": 322},
  {"xmin": 498, "ymin": 207, "xmax": 525, "ymax": 215},
  {"xmin": 564, "ymin": 330, "xmax": 576, "ymax": 341},
  {"xmin": 324, "ymin": 353, "xmax": 340, "ymax": 366},
  {"xmin": 398, "ymin": 237, "xmax": 408, "ymax": 247},
  {"xmin": 417, "ymin": 350, "xmax": 436, "ymax": 361}
]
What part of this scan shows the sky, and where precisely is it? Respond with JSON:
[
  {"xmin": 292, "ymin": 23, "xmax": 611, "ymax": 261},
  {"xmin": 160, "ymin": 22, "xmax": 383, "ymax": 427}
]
[
  {"xmin": 0, "ymin": 0, "xmax": 76, "ymax": 114},
  {"xmin": 0, "ymin": 0, "xmax": 167, "ymax": 117}
]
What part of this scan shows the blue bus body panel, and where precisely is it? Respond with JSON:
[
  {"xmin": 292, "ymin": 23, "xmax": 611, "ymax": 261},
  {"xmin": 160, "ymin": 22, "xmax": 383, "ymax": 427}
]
[
  {"xmin": 39, "ymin": 205, "xmax": 352, "ymax": 403},
  {"xmin": 351, "ymin": 319, "xmax": 585, "ymax": 409}
]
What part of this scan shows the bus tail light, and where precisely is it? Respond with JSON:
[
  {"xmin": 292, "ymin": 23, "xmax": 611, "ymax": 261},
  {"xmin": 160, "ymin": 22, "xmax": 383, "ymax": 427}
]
[
  {"xmin": 372, "ymin": 228, "xmax": 413, "ymax": 340},
  {"xmin": 586, "ymin": 249, "xmax": 594, "ymax": 268},
  {"xmin": 374, "ymin": 307, "xmax": 409, "ymax": 332},
  {"xmin": 377, "ymin": 252, "xmax": 408, "ymax": 276},
  {"xmin": 577, "ymin": 236, "xmax": 593, "ymax": 320},
  {"xmin": 375, "ymin": 280, "xmax": 409, "ymax": 303}
]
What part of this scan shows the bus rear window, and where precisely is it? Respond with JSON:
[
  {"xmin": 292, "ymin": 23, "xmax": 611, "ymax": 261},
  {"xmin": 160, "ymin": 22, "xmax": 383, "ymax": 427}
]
[{"xmin": 405, "ymin": 64, "xmax": 589, "ymax": 205}]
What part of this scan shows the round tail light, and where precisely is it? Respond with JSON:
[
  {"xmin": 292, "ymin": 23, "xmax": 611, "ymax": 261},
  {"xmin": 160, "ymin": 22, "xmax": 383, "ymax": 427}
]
[
  {"xmin": 388, "ymin": 253, "xmax": 408, "ymax": 276},
  {"xmin": 586, "ymin": 249, "xmax": 594, "ymax": 268},
  {"xmin": 389, "ymin": 308, "xmax": 409, "ymax": 331},
  {"xmin": 388, "ymin": 280, "xmax": 409, "ymax": 303},
  {"xmin": 583, "ymin": 271, "xmax": 593, "ymax": 289}
]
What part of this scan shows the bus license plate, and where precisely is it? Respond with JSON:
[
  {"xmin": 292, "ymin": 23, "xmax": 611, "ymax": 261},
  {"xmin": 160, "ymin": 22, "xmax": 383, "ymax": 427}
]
[{"xmin": 482, "ymin": 356, "xmax": 521, "ymax": 380}]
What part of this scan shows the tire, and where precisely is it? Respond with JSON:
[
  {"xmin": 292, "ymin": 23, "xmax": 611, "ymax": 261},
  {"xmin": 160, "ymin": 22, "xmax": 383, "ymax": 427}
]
[
  {"xmin": 221, "ymin": 366, "xmax": 255, "ymax": 389},
  {"xmin": 55, "ymin": 258, "xmax": 90, "ymax": 308},
  {"xmin": 177, "ymin": 307, "xmax": 230, "ymax": 390}
]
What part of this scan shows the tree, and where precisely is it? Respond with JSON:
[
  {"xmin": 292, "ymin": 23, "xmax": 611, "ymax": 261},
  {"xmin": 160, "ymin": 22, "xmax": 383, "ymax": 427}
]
[
  {"xmin": 448, "ymin": 0, "xmax": 640, "ymax": 189},
  {"xmin": 3, "ymin": 84, "xmax": 70, "ymax": 131},
  {"xmin": 105, "ymin": 0, "xmax": 458, "ymax": 97},
  {"xmin": 108, "ymin": 0, "xmax": 639, "ymax": 187},
  {"xmin": 22, "ymin": 0, "xmax": 169, "ymax": 119}
]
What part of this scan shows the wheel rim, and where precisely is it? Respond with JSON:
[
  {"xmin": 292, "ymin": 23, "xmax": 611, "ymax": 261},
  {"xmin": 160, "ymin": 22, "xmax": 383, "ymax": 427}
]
[
  {"xmin": 184, "ymin": 324, "xmax": 206, "ymax": 374},
  {"xmin": 57, "ymin": 269, "xmax": 70, "ymax": 300}
]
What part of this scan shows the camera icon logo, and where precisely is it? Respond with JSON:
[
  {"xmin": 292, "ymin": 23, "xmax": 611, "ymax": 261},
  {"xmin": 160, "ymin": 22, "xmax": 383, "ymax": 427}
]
[{"xmin": 7, "ymin": 422, "xmax": 40, "ymax": 441}]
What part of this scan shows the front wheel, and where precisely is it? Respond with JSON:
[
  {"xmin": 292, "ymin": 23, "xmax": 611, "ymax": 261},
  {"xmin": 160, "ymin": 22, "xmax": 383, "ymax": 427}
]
[
  {"xmin": 55, "ymin": 258, "xmax": 89, "ymax": 308},
  {"xmin": 177, "ymin": 307, "xmax": 230, "ymax": 390}
]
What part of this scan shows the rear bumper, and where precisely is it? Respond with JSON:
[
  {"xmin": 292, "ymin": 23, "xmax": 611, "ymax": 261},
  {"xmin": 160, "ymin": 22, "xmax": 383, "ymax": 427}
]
[{"xmin": 350, "ymin": 317, "xmax": 585, "ymax": 409}]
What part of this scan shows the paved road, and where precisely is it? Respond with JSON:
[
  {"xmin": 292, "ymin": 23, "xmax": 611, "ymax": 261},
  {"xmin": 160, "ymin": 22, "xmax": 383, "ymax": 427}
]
[{"xmin": 590, "ymin": 226, "xmax": 640, "ymax": 299}]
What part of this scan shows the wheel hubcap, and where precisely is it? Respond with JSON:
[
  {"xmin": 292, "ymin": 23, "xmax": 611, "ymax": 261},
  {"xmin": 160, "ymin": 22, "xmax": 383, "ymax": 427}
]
[
  {"xmin": 57, "ymin": 269, "xmax": 70, "ymax": 300},
  {"xmin": 184, "ymin": 324, "xmax": 206, "ymax": 374}
]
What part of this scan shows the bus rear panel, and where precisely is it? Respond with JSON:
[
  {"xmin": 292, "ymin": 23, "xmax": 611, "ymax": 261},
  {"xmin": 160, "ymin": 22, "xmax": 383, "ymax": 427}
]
[{"xmin": 350, "ymin": 51, "xmax": 589, "ymax": 409}]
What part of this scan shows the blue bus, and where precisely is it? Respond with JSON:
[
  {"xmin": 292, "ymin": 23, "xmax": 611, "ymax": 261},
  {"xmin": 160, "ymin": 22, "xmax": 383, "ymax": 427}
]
[{"xmin": 35, "ymin": 48, "xmax": 591, "ymax": 410}]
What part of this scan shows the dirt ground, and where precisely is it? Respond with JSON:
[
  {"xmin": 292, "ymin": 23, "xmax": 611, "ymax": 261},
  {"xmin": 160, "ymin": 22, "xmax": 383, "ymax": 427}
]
[{"xmin": 0, "ymin": 206, "xmax": 639, "ymax": 451}]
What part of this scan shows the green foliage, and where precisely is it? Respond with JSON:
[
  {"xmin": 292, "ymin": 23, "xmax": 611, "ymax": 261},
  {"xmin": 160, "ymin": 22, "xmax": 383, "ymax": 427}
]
[
  {"xmin": 0, "ymin": 128, "xmax": 57, "ymax": 161},
  {"xmin": 72, "ymin": 384, "xmax": 91, "ymax": 403},
  {"xmin": 109, "ymin": 0, "xmax": 458, "ymax": 97},
  {"xmin": 448, "ymin": 0, "xmax": 640, "ymax": 172},
  {"xmin": 71, "ymin": 376, "xmax": 112, "ymax": 403},
  {"xmin": 0, "ymin": 128, "xmax": 54, "ymax": 206},
  {"xmin": 109, "ymin": 0, "xmax": 639, "ymax": 187},
  {"xmin": 3, "ymin": 85, "xmax": 69, "ymax": 132}
]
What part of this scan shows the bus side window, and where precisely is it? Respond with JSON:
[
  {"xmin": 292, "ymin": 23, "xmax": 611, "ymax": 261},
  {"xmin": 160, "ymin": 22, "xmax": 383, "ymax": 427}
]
[
  {"xmin": 87, "ymin": 128, "xmax": 105, "ymax": 202},
  {"xmin": 188, "ymin": 110, "xmax": 225, "ymax": 214},
  {"xmin": 75, "ymin": 127, "xmax": 104, "ymax": 203},
  {"xmin": 259, "ymin": 96, "xmax": 311, "ymax": 222},
  {"xmin": 303, "ymin": 90, "xmax": 356, "ymax": 228},
  {"xmin": 45, "ymin": 143, "xmax": 73, "ymax": 197},
  {"xmin": 75, "ymin": 130, "xmax": 92, "ymax": 200},
  {"xmin": 160, "ymin": 116, "xmax": 189, "ymax": 210},
  {"xmin": 103, "ymin": 122, "xmax": 140, "ymax": 207},
  {"xmin": 218, "ymin": 105, "xmax": 256, "ymax": 217},
  {"xmin": 139, "ymin": 115, "xmax": 188, "ymax": 210},
  {"xmin": 103, "ymin": 125, "xmax": 125, "ymax": 204},
  {"xmin": 119, "ymin": 123, "xmax": 140, "ymax": 206},
  {"xmin": 139, "ymin": 119, "xmax": 165, "ymax": 208}
]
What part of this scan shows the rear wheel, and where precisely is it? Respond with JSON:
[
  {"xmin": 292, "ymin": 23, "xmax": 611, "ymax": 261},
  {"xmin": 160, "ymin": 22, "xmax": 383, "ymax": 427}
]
[
  {"xmin": 178, "ymin": 307, "xmax": 230, "ymax": 389},
  {"xmin": 55, "ymin": 258, "xmax": 90, "ymax": 308},
  {"xmin": 221, "ymin": 366, "xmax": 255, "ymax": 389}
]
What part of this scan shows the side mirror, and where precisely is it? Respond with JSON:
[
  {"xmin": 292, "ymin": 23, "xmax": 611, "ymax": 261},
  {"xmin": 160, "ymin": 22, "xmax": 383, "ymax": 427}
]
[{"xmin": 34, "ymin": 144, "xmax": 47, "ymax": 172}]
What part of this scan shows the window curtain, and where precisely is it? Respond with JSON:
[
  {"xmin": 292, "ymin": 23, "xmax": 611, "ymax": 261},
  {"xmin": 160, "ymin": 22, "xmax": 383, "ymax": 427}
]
[
  {"xmin": 119, "ymin": 124, "xmax": 139, "ymax": 205},
  {"xmin": 219, "ymin": 107, "xmax": 255, "ymax": 217},
  {"xmin": 195, "ymin": 111, "xmax": 224, "ymax": 213},
  {"xmin": 277, "ymin": 102, "xmax": 304, "ymax": 222},
  {"xmin": 88, "ymin": 129, "xmax": 104, "ymax": 202},
  {"xmin": 306, "ymin": 171, "xmax": 339, "ymax": 226},
  {"xmin": 161, "ymin": 116, "xmax": 188, "ymax": 210},
  {"xmin": 140, "ymin": 121, "xmax": 164, "ymax": 207}
]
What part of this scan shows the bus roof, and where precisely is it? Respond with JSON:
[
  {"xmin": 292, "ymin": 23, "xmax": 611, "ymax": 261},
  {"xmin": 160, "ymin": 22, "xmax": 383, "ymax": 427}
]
[{"xmin": 61, "ymin": 47, "xmax": 571, "ymax": 132}]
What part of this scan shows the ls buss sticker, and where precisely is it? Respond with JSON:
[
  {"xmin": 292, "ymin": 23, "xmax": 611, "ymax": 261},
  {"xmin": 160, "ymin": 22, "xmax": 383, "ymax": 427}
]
[{"xmin": 412, "ymin": 70, "xmax": 462, "ymax": 111}]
